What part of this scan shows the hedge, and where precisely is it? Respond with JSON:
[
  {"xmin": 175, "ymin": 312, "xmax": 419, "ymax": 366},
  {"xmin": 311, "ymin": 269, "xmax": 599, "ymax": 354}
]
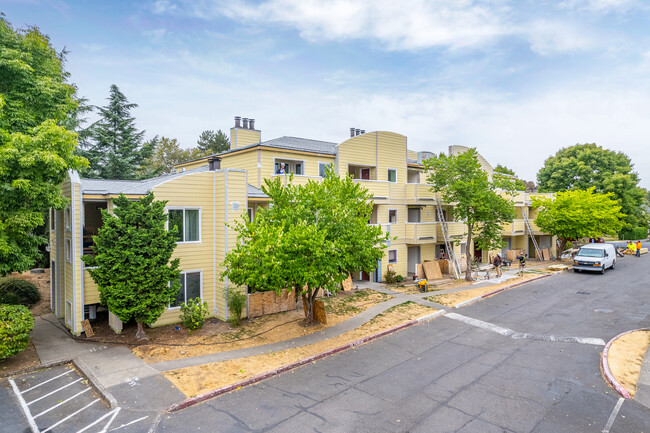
[{"xmin": 0, "ymin": 305, "xmax": 35, "ymax": 359}]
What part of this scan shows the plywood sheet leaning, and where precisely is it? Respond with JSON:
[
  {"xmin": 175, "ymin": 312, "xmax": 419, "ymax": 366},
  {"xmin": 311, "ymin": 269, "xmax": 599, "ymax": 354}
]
[
  {"xmin": 422, "ymin": 260, "xmax": 443, "ymax": 280},
  {"xmin": 438, "ymin": 259, "xmax": 449, "ymax": 275},
  {"xmin": 314, "ymin": 300, "xmax": 327, "ymax": 324},
  {"xmin": 341, "ymin": 274, "xmax": 353, "ymax": 291},
  {"xmin": 248, "ymin": 289, "xmax": 296, "ymax": 318},
  {"xmin": 416, "ymin": 264, "xmax": 425, "ymax": 279},
  {"xmin": 542, "ymin": 248, "xmax": 551, "ymax": 261}
]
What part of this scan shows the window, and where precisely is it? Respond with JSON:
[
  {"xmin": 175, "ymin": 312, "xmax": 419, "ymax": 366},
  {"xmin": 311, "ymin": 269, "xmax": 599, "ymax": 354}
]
[
  {"xmin": 50, "ymin": 209, "xmax": 55, "ymax": 231},
  {"xmin": 388, "ymin": 169, "xmax": 397, "ymax": 183},
  {"xmin": 65, "ymin": 239, "xmax": 72, "ymax": 263},
  {"xmin": 389, "ymin": 209, "xmax": 398, "ymax": 223},
  {"xmin": 168, "ymin": 208, "xmax": 200, "ymax": 242},
  {"xmin": 65, "ymin": 207, "xmax": 71, "ymax": 230},
  {"xmin": 319, "ymin": 162, "xmax": 332, "ymax": 177},
  {"xmin": 388, "ymin": 250, "xmax": 397, "ymax": 263},
  {"xmin": 171, "ymin": 271, "xmax": 202, "ymax": 308}
]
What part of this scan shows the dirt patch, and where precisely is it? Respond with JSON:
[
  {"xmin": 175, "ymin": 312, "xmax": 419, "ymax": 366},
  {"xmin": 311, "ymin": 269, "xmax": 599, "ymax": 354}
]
[
  {"xmin": 388, "ymin": 279, "xmax": 469, "ymax": 295},
  {"xmin": 6, "ymin": 269, "xmax": 52, "ymax": 317},
  {"xmin": 607, "ymin": 330, "xmax": 650, "ymax": 398},
  {"xmin": 427, "ymin": 274, "xmax": 542, "ymax": 307},
  {"xmin": 0, "ymin": 343, "xmax": 41, "ymax": 377},
  {"xmin": 131, "ymin": 289, "xmax": 392, "ymax": 364},
  {"xmin": 164, "ymin": 301, "xmax": 436, "ymax": 397}
]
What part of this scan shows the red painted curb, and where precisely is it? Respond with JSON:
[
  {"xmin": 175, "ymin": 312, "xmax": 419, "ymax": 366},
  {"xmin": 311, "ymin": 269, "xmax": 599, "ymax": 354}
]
[
  {"xmin": 601, "ymin": 328, "xmax": 649, "ymax": 399},
  {"xmin": 167, "ymin": 316, "xmax": 427, "ymax": 412}
]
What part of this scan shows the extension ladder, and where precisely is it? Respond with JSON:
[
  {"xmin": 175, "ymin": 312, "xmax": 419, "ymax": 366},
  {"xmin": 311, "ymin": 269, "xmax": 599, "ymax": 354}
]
[
  {"xmin": 523, "ymin": 208, "xmax": 544, "ymax": 261},
  {"xmin": 436, "ymin": 197, "xmax": 462, "ymax": 279}
]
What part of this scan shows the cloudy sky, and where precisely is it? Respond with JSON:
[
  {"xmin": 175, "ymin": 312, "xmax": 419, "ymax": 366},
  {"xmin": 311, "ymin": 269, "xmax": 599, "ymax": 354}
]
[{"xmin": 3, "ymin": 0, "xmax": 650, "ymax": 187}]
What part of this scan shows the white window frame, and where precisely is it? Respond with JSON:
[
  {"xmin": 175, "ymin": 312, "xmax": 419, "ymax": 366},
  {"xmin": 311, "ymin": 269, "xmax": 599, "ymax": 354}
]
[
  {"xmin": 166, "ymin": 207, "xmax": 202, "ymax": 244},
  {"xmin": 388, "ymin": 249, "xmax": 398, "ymax": 263},
  {"xmin": 64, "ymin": 207, "xmax": 71, "ymax": 230},
  {"xmin": 319, "ymin": 161, "xmax": 332, "ymax": 177},
  {"xmin": 273, "ymin": 157, "xmax": 305, "ymax": 175},
  {"xmin": 387, "ymin": 168, "xmax": 397, "ymax": 183},
  {"xmin": 388, "ymin": 209, "xmax": 398, "ymax": 224},
  {"xmin": 65, "ymin": 238, "xmax": 72, "ymax": 263},
  {"xmin": 460, "ymin": 242, "xmax": 467, "ymax": 255},
  {"xmin": 169, "ymin": 270, "xmax": 203, "ymax": 309}
]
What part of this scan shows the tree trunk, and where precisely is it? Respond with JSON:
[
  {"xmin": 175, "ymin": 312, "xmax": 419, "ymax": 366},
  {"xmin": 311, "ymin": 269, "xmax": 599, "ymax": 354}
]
[
  {"xmin": 135, "ymin": 321, "xmax": 148, "ymax": 340},
  {"xmin": 302, "ymin": 290, "xmax": 316, "ymax": 325},
  {"xmin": 557, "ymin": 238, "xmax": 568, "ymax": 259},
  {"xmin": 465, "ymin": 227, "xmax": 473, "ymax": 281}
]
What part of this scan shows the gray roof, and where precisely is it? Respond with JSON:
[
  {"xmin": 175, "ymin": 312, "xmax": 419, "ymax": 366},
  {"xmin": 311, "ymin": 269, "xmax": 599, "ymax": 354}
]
[
  {"xmin": 213, "ymin": 136, "xmax": 337, "ymax": 159},
  {"xmin": 80, "ymin": 166, "xmax": 209, "ymax": 195},
  {"xmin": 247, "ymin": 184, "xmax": 268, "ymax": 198}
]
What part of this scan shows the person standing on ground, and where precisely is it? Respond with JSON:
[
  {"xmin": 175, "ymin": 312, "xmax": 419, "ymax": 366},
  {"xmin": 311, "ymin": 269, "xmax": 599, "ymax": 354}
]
[
  {"xmin": 636, "ymin": 240, "xmax": 642, "ymax": 257},
  {"xmin": 516, "ymin": 253, "xmax": 526, "ymax": 276},
  {"xmin": 493, "ymin": 253, "xmax": 503, "ymax": 277},
  {"xmin": 629, "ymin": 241, "xmax": 636, "ymax": 255}
]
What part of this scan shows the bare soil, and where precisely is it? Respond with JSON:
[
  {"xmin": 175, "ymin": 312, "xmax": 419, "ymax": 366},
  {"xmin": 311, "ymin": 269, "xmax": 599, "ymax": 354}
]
[
  {"xmin": 132, "ymin": 289, "xmax": 392, "ymax": 364},
  {"xmin": 164, "ymin": 301, "xmax": 436, "ymax": 397},
  {"xmin": 387, "ymin": 278, "xmax": 465, "ymax": 295},
  {"xmin": 607, "ymin": 330, "xmax": 650, "ymax": 397}
]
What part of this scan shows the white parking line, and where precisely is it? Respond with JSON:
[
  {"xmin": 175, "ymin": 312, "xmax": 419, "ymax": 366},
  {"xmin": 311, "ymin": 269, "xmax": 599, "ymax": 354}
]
[
  {"xmin": 40, "ymin": 399, "xmax": 99, "ymax": 433},
  {"xmin": 27, "ymin": 378, "xmax": 82, "ymax": 406},
  {"xmin": 109, "ymin": 415, "xmax": 149, "ymax": 432},
  {"xmin": 21, "ymin": 370, "xmax": 73, "ymax": 394},
  {"xmin": 75, "ymin": 407, "xmax": 120, "ymax": 433},
  {"xmin": 602, "ymin": 397, "xmax": 624, "ymax": 433},
  {"xmin": 445, "ymin": 312, "xmax": 516, "ymax": 336},
  {"xmin": 33, "ymin": 388, "xmax": 91, "ymax": 419},
  {"xmin": 8, "ymin": 378, "xmax": 39, "ymax": 433},
  {"xmin": 511, "ymin": 332, "xmax": 606, "ymax": 346}
]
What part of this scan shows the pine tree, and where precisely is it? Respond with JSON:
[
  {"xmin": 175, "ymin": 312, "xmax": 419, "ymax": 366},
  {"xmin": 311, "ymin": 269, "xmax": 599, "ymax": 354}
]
[
  {"xmin": 78, "ymin": 85, "xmax": 154, "ymax": 179},
  {"xmin": 197, "ymin": 129, "xmax": 230, "ymax": 155}
]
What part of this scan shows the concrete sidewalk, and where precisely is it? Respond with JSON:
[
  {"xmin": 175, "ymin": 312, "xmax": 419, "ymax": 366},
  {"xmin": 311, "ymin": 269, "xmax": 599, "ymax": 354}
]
[
  {"xmin": 635, "ymin": 338, "xmax": 650, "ymax": 409},
  {"xmin": 30, "ymin": 315, "xmax": 185, "ymax": 412}
]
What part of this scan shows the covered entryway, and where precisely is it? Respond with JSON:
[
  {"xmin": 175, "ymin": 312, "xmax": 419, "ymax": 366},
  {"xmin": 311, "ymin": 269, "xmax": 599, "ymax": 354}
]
[{"xmin": 407, "ymin": 246, "xmax": 420, "ymax": 276}]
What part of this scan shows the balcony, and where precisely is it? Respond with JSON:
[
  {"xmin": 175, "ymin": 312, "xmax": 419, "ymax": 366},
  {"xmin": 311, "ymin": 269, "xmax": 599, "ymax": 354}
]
[
  {"xmin": 436, "ymin": 221, "xmax": 466, "ymax": 240},
  {"xmin": 405, "ymin": 222, "xmax": 437, "ymax": 243},
  {"xmin": 405, "ymin": 184, "xmax": 438, "ymax": 203},
  {"xmin": 353, "ymin": 179, "xmax": 390, "ymax": 201},
  {"xmin": 270, "ymin": 174, "xmax": 322, "ymax": 187},
  {"xmin": 83, "ymin": 268, "xmax": 100, "ymax": 305}
]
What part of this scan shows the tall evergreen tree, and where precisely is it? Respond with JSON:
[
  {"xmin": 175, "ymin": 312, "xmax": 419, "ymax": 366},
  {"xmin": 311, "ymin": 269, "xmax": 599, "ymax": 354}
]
[
  {"xmin": 197, "ymin": 129, "xmax": 230, "ymax": 155},
  {"xmin": 78, "ymin": 85, "xmax": 153, "ymax": 179}
]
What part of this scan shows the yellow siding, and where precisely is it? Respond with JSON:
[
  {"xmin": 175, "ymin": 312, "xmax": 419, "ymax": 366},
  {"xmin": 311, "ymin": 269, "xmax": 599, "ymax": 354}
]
[
  {"xmin": 231, "ymin": 128, "xmax": 261, "ymax": 149},
  {"xmin": 337, "ymin": 133, "xmax": 377, "ymax": 177},
  {"xmin": 84, "ymin": 271, "xmax": 100, "ymax": 304},
  {"xmin": 221, "ymin": 150, "xmax": 259, "ymax": 186},
  {"xmin": 407, "ymin": 150, "xmax": 418, "ymax": 161},
  {"xmin": 376, "ymin": 132, "xmax": 407, "ymax": 202},
  {"xmin": 420, "ymin": 243, "xmax": 435, "ymax": 262},
  {"xmin": 175, "ymin": 159, "xmax": 209, "ymax": 173}
]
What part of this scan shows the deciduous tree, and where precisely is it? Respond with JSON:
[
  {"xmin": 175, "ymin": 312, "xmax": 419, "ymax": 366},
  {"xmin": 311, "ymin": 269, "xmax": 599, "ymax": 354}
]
[
  {"xmin": 537, "ymin": 144, "xmax": 646, "ymax": 229},
  {"xmin": 425, "ymin": 149, "xmax": 517, "ymax": 281},
  {"xmin": 532, "ymin": 188, "xmax": 624, "ymax": 256},
  {"xmin": 141, "ymin": 136, "xmax": 203, "ymax": 176},
  {"xmin": 82, "ymin": 193, "xmax": 181, "ymax": 339},
  {"xmin": 494, "ymin": 164, "xmax": 526, "ymax": 191},
  {"xmin": 222, "ymin": 168, "xmax": 388, "ymax": 324},
  {"xmin": 77, "ymin": 85, "xmax": 154, "ymax": 180},
  {"xmin": 0, "ymin": 18, "xmax": 86, "ymax": 275}
]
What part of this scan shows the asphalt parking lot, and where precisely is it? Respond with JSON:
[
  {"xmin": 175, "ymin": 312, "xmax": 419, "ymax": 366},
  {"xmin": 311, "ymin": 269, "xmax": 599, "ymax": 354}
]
[{"xmin": 2, "ymin": 364, "xmax": 151, "ymax": 433}]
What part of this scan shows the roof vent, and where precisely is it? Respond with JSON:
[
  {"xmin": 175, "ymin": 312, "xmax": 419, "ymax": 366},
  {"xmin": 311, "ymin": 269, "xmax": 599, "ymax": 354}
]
[
  {"xmin": 350, "ymin": 127, "xmax": 355, "ymax": 138},
  {"xmin": 355, "ymin": 129, "xmax": 361, "ymax": 136},
  {"xmin": 234, "ymin": 116, "xmax": 241, "ymax": 128},
  {"xmin": 242, "ymin": 118, "xmax": 249, "ymax": 129},
  {"xmin": 208, "ymin": 157, "xmax": 221, "ymax": 171},
  {"xmin": 249, "ymin": 118, "xmax": 255, "ymax": 130}
]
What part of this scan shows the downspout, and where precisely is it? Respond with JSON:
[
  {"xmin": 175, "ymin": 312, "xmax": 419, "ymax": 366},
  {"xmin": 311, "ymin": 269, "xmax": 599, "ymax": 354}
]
[
  {"xmin": 70, "ymin": 177, "xmax": 77, "ymax": 334},
  {"xmin": 79, "ymin": 186, "xmax": 84, "ymax": 323},
  {"xmin": 213, "ymin": 170, "xmax": 217, "ymax": 317},
  {"xmin": 224, "ymin": 170, "xmax": 229, "ymax": 320}
]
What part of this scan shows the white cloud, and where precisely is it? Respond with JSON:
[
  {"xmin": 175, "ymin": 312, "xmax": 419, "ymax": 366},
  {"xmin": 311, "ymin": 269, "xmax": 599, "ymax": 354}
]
[
  {"xmin": 559, "ymin": 0, "xmax": 641, "ymax": 13},
  {"xmin": 524, "ymin": 20, "xmax": 597, "ymax": 55}
]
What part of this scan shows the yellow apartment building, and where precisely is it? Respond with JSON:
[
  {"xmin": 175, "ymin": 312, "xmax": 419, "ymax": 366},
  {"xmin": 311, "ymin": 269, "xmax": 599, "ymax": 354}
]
[{"xmin": 51, "ymin": 116, "xmax": 552, "ymax": 334}]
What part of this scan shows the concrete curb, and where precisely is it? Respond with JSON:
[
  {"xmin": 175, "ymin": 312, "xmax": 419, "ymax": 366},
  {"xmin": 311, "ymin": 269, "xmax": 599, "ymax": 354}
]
[
  {"xmin": 454, "ymin": 273, "xmax": 552, "ymax": 309},
  {"xmin": 601, "ymin": 328, "xmax": 649, "ymax": 399},
  {"xmin": 166, "ymin": 309, "xmax": 447, "ymax": 412},
  {"xmin": 73, "ymin": 357, "xmax": 118, "ymax": 409}
]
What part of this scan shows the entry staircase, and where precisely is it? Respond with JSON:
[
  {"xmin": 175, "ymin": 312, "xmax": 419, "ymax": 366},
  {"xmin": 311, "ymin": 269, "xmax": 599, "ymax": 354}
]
[
  {"xmin": 435, "ymin": 197, "xmax": 462, "ymax": 279},
  {"xmin": 522, "ymin": 208, "xmax": 544, "ymax": 261}
]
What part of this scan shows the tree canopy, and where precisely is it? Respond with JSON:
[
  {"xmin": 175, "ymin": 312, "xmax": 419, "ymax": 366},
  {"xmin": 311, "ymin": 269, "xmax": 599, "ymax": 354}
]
[
  {"xmin": 222, "ymin": 168, "xmax": 388, "ymax": 323},
  {"xmin": 77, "ymin": 84, "xmax": 154, "ymax": 180},
  {"xmin": 0, "ymin": 18, "xmax": 86, "ymax": 276},
  {"xmin": 141, "ymin": 136, "xmax": 203, "ymax": 177},
  {"xmin": 493, "ymin": 164, "xmax": 527, "ymax": 191},
  {"xmin": 425, "ymin": 149, "xmax": 516, "ymax": 281},
  {"xmin": 82, "ymin": 193, "xmax": 181, "ymax": 339},
  {"xmin": 197, "ymin": 129, "xmax": 230, "ymax": 155},
  {"xmin": 537, "ymin": 144, "xmax": 646, "ymax": 229},
  {"xmin": 532, "ymin": 188, "xmax": 624, "ymax": 255}
]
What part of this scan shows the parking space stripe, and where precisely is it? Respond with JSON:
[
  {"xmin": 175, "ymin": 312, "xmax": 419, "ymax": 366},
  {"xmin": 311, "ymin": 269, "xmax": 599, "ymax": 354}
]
[
  {"xmin": 40, "ymin": 399, "xmax": 99, "ymax": 433},
  {"xmin": 109, "ymin": 415, "xmax": 149, "ymax": 432},
  {"xmin": 33, "ymin": 388, "xmax": 91, "ymax": 419},
  {"xmin": 445, "ymin": 312, "xmax": 516, "ymax": 336},
  {"xmin": 75, "ymin": 407, "xmax": 120, "ymax": 433},
  {"xmin": 27, "ymin": 378, "xmax": 82, "ymax": 406},
  {"xmin": 8, "ymin": 378, "xmax": 39, "ymax": 433},
  {"xmin": 21, "ymin": 370, "xmax": 73, "ymax": 394},
  {"xmin": 602, "ymin": 397, "xmax": 624, "ymax": 433}
]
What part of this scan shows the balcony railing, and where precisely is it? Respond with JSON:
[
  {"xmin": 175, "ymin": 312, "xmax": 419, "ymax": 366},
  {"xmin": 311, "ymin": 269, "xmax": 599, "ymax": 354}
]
[
  {"xmin": 352, "ymin": 179, "xmax": 390, "ymax": 200},
  {"xmin": 405, "ymin": 222, "xmax": 437, "ymax": 243},
  {"xmin": 269, "ymin": 174, "xmax": 322, "ymax": 187},
  {"xmin": 405, "ymin": 183, "xmax": 438, "ymax": 202}
]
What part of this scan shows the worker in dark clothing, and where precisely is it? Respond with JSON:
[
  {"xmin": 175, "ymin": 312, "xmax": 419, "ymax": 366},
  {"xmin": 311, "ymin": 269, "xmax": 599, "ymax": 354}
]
[
  {"xmin": 493, "ymin": 253, "xmax": 503, "ymax": 278},
  {"xmin": 516, "ymin": 254, "xmax": 526, "ymax": 276}
]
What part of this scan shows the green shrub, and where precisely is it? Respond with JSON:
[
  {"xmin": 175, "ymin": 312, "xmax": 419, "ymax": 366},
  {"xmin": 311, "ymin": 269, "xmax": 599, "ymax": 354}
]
[
  {"xmin": 619, "ymin": 227, "xmax": 648, "ymax": 240},
  {"xmin": 395, "ymin": 274, "xmax": 404, "ymax": 283},
  {"xmin": 0, "ymin": 278, "xmax": 41, "ymax": 306},
  {"xmin": 227, "ymin": 290, "xmax": 247, "ymax": 327},
  {"xmin": 383, "ymin": 269, "xmax": 397, "ymax": 284},
  {"xmin": 0, "ymin": 305, "xmax": 35, "ymax": 360},
  {"xmin": 179, "ymin": 298, "xmax": 209, "ymax": 331}
]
